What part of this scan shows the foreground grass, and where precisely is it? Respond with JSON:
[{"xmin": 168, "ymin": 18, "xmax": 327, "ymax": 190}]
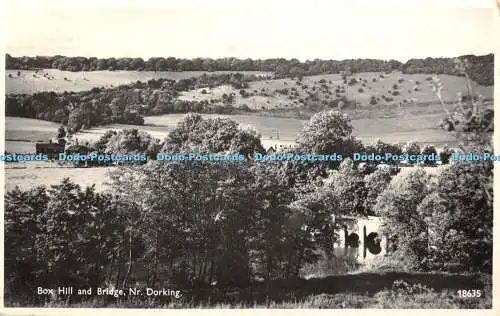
[
  {"xmin": 6, "ymin": 273, "xmax": 491, "ymax": 309},
  {"xmin": 7, "ymin": 289, "xmax": 491, "ymax": 309}
]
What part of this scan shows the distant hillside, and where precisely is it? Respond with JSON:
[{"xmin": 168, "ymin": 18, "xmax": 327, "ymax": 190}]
[
  {"xmin": 5, "ymin": 70, "xmax": 493, "ymax": 138},
  {"xmin": 6, "ymin": 53, "xmax": 493, "ymax": 86},
  {"xmin": 400, "ymin": 54, "xmax": 494, "ymax": 86}
]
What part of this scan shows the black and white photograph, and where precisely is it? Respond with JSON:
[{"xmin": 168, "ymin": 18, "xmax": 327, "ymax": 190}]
[{"xmin": 1, "ymin": 0, "xmax": 498, "ymax": 311}]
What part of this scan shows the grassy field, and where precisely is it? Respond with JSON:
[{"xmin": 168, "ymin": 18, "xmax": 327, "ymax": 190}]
[
  {"xmin": 178, "ymin": 71, "xmax": 493, "ymax": 110},
  {"xmin": 5, "ymin": 69, "xmax": 271, "ymax": 94},
  {"xmin": 4, "ymin": 163, "xmax": 116, "ymax": 192}
]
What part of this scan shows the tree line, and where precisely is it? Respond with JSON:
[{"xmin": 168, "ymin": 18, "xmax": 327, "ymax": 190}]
[
  {"xmin": 56, "ymin": 122, "xmax": 454, "ymax": 170},
  {"xmin": 6, "ymin": 53, "xmax": 493, "ymax": 85}
]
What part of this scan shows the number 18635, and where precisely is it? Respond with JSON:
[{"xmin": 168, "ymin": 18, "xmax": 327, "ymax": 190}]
[{"xmin": 457, "ymin": 289, "xmax": 482, "ymax": 298}]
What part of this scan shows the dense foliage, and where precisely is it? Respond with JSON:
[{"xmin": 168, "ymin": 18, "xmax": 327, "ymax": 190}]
[{"xmin": 161, "ymin": 113, "xmax": 265, "ymax": 156}]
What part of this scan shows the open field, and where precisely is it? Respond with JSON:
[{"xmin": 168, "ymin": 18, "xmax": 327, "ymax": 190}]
[
  {"xmin": 5, "ymin": 69, "xmax": 271, "ymax": 94},
  {"xmin": 4, "ymin": 164, "xmax": 116, "ymax": 192}
]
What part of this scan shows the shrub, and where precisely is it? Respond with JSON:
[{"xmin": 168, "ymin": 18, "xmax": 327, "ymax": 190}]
[
  {"xmin": 420, "ymin": 145, "xmax": 437, "ymax": 165},
  {"xmin": 391, "ymin": 280, "xmax": 434, "ymax": 296},
  {"xmin": 439, "ymin": 146, "xmax": 452, "ymax": 164},
  {"xmin": 402, "ymin": 141, "xmax": 421, "ymax": 162},
  {"xmin": 239, "ymin": 104, "xmax": 251, "ymax": 111},
  {"xmin": 276, "ymin": 88, "xmax": 289, "ymax": 95},
  {"xmin": 239, "ymin": 89, "xmax": 249, "ymax": 97}
]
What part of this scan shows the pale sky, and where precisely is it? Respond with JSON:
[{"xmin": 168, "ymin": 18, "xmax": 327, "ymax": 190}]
[{"xmin": 4, "ymin": 2, "xmax": 496, "ymax": 62}]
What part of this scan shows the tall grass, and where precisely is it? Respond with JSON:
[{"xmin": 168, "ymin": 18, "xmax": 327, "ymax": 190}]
[{"xmin": 8, "ymin": 287, "xmax": 490, "ymax": 309}]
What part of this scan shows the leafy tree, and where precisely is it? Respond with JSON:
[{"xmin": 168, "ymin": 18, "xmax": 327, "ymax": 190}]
[
  {"xmin": 162, "ymin": 113, "xmax": 264, "ymax": 156},
  {"xmin": 67, "ymin": 108, "xmax": 85, "ymax": 134},
  {"xmin": 420, "ymin": 161, "xmax": 492, "ymax": 273},
  {"xmin": 367, "ymin": 139, "xmax": 402, "ymax": 165},
  {"xmin": 439, "ymin": 145, "xmax": 452, "ymax": 164},
  {"xmin": 4, "ymin": 178, "xmax": 131, "ymax": 301},
  {"xmin": 109, "ymin": 97, "xmax": 125, "ymax": 122},
  {"xmin": 296, "ymin": 110, "xmax": 362, "ymax": 171},
  {"xmin": 93, "ymin": 130, "xmax": 118, "ymax": 152},
  {"xmin": 402, "ymin": 140, "xmax": 421, "ymax": 164},
  {"xmin": 4, "ymin": 186, "xmax": 48, "ymax": 299},
  {"xmin": 109, "ymin": 161, "xmax": 258, "ymax": 287},
  {"xmin": 374, "ymin": 168, "xmax": 435, "ymax": 269},
  {"xmin": 57, "ymin": 125, "xmax": 66, "ymax": 139},
  {"xmin": 363, "ymin": 167, "xmax": 393, "ymax": 215},
  {"xmin": 249, "ymin": 163, "xmax": 303, "ymax": 281},
  {"xmin": 105, "ymin": 128, "xmax": 161, "ymax": 158},
  {"xmin": 421, "ymin": 145, "xmax": 437, "ymax": 166},
  {"xmin": 322, "ymin": 158, "xmax": 368, "ymax": 216}
]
